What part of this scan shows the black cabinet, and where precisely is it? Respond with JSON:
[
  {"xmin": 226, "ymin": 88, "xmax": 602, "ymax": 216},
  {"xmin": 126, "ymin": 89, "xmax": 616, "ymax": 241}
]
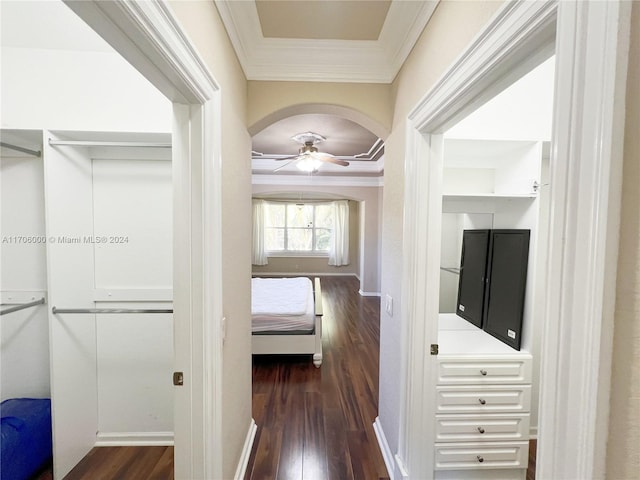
[
  {"xmin": 456, "ymin": 229, "xmax": 530, "ymax": 350},
  {"xmin": 456, "ymin": 230, "xmax": 490, "ymax": 328}
]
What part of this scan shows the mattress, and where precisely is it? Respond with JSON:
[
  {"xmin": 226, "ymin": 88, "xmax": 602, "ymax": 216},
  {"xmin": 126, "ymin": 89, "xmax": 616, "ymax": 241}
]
[
  {"xmin": 251, "ymin": 277, "xmax": 315, "ymax": 333},
  {"xmin": 1, "ymin": 398, "xmax": 52, "ymax": 480}
]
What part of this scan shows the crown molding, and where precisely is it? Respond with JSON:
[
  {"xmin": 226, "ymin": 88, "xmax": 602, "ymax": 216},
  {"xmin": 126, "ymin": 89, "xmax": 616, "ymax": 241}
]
[
  {"xmin": 252, "ymin": 155, "xmax": 384, "ymax": 175},
  {"xmin": 252, "ymin": 174, "xmax": 384, "ymax": 187},
  {"xmin": 214, "ymin": 0, "xmax": 438, "ymax": 83}
]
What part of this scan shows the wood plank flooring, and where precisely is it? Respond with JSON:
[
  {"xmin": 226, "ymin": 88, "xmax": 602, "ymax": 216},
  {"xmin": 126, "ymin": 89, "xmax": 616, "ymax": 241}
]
[
  {"xmin": 244, "ymin": 276, "xmax": 389, "ymax": 480},
  {"xmin": 35, "ymin": 275, "xmax": 538, "ymax": 479}
]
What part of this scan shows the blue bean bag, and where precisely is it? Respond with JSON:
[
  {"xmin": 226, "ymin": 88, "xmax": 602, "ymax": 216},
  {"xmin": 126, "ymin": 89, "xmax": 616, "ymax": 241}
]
[{"xmin": 1, "ymin": 398, "xmax": 52, "ymax": 480}]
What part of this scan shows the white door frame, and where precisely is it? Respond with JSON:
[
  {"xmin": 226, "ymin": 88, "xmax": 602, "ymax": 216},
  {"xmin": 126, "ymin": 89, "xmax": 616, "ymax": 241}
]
[
  {"xmin": 399, "ymin": 1, "xmax": 631, "ymax": 479},
  {"xmin": 64, "ymin": 1, "xmax": 224, "ymax": 478}
]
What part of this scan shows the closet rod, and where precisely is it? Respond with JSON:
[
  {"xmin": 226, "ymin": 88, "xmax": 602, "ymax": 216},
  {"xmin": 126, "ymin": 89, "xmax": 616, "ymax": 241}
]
[
  {"xmin": 52, "ymin": 307, "xmax": 173, "ymax": 314},
  {"xmin": 0, "ymin": 298, "xmax": 46, "ymax": 316},
  {"xmin": 0, "ymin": 142, "xmax": 42, "ymax": 157},
  {"xmin": 48, "ymin": 139, "xmax": 171, "ymax": 149},
  {"xmin": 440, "ymin": 267, "xmax": 461, "ymax": 275}
]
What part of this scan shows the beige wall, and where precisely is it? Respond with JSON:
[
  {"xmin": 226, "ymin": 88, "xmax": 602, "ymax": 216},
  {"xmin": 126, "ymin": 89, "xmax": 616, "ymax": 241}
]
[
  {"xmin": 167, "ymin": 2, "xmax": 252, "ymax": 478},
  {"xmin": 378, "ymin": 0, "xmax": 504, "ymax": 467},
  {"xmin": 252, "ymin": 200, "xmax": 360, "ymax": 277},
  {"xmin": 607, "ymin": 3, "xmax": 640, "ymax": 478},
  {"xmin": 248, "ymin": 81, "xmax": 392, "ymax": 138},
  {"xmin": 252, "ymin": 183, "xmax": 382, "ymax": 293}
]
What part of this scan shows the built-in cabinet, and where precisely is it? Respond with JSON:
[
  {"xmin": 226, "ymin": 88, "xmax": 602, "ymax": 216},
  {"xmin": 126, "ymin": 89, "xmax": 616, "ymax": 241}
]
[
  {"xmin": 434, "ymin": 138, "xmax": 547, "ymax": 479},
  {"xmin": 436, "ymin": 314, "xmax": 532, "ymax": 479},
  {"xmin": 1, "ymin": 129, "xmax": 174, "ymax": 479}
]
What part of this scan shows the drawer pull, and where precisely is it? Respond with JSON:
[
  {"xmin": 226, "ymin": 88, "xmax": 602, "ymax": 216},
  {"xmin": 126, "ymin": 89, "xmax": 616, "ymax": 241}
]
[
  {"xmin": 477, "ymin": 456, "xmax": 484, "ymax": 463},
  {"xmin": 480, "ymin": 369, "xmax": 488, "ymax": 376},
  {"xmin": 477, "ymin": 427, "xmax": 485, "ymax": 434},
  {"xmin": 478, "ymin": 398, "xmax": 486, "ymax": 405}
]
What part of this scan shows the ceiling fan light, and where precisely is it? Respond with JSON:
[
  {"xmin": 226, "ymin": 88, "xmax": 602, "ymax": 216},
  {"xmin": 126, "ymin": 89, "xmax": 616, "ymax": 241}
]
[{"xmin": 297, "ymin": 157, "xmax": 322, "ymax": 172}]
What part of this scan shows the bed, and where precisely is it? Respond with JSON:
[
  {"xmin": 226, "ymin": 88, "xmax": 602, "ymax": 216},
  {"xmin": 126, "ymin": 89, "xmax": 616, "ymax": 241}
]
[{"xmin": 251, "ymin": 276, "xmax": 323, "ymax": 367}]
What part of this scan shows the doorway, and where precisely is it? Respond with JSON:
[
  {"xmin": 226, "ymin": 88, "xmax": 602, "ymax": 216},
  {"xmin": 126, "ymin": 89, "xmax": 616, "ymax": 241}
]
[{"xmin": 398, "ymin": 2, "xmax": 630, "ymax": 479}]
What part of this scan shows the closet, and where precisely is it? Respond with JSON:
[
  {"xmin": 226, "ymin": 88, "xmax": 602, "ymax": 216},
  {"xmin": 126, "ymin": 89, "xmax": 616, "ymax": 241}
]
[
  {"xmin": 435, "ymin": 138, "xmax": 547, "ymax": 479},
  {"xmin": 1, "ymin": 129, "xmax": 174, "ymax": 479},
  {"xmin": 1, "ymin": 131, "xmax": 52, "ymax": 480}
]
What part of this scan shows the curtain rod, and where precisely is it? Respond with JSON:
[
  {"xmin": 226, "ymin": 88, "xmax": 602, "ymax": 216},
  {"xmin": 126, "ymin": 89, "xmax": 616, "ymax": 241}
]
[
  {"xmin": 48, "ymin": 139, "xmax": 171, "ymax": 149},
  {"xmin": 0, "ymin": 142, "xmax": 42, "ymax": 157}
]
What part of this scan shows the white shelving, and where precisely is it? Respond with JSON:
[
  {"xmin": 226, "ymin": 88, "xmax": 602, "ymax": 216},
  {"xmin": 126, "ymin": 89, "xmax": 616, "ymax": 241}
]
[{"xmin": 434, "ymin": 136, "xmax": 546, "ymax": 479}]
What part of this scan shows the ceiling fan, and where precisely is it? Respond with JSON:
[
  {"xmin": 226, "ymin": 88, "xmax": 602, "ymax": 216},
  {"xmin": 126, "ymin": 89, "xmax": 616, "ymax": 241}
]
[{"xmin": 274, "ymin": 132, "xmax": 350, "ymax": 172}]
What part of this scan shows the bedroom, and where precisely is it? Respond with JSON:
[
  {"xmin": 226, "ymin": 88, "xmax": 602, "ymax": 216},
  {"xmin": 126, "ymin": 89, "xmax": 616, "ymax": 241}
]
[{"xmin": 1, "ymin": 1, "xmax": 638, "ymax": 480}]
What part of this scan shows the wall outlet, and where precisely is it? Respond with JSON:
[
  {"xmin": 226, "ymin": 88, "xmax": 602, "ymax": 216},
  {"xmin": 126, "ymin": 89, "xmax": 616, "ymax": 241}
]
[{"xmin": 385, "ymin": 294, "xmax": 393, "ymax": 316}]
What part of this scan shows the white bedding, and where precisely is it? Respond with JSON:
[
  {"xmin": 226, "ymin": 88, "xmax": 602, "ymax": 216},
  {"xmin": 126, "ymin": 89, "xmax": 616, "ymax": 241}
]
[{"xmin": 251, "ymin": 277, "xmax": 315, "ymax": 333}]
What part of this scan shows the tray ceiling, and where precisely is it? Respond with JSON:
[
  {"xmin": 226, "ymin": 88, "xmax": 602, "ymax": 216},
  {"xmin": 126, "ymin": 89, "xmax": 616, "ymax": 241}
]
[{"xmin": 215, "ymin": 0, "xmax": 439, "ymax": 83}]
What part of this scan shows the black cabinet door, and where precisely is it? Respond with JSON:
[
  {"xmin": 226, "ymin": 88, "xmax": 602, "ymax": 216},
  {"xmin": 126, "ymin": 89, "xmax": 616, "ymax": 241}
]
[
  {"xmin": 456, "ymin": 230, "xmax": 490, "ymax": 327},
  {"xmin": 483, "ymin": 230, "xmax": 530, "ymax": 350}
]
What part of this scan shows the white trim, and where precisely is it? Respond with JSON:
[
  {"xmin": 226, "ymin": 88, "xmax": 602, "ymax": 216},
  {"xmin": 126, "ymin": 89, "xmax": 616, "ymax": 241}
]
[
  {"xmin": 252, "ymin": 156, "xmax": 385, "ymax": 175},
  {"xmin": 373, "ymin": 417, "xmax": 395, "ymax": 480},
  {"xmin": 64, "ymin": 2, "xmax": 225, "ymax": 479},
  {"xmin": 538, "ymin": 2, "xmax": 630, "ymax": 479},
  {"xmin": 529, "ymin": 426, "xmax": 538, "ymax": 440},
  {"xmin": 252, "ymin": 174, "xmax": 384, "ymax": 187},
  {"xmin": 0, "ymin": 290, "xmax": 47, "ymax": 303},
  {"xmin": 359, "ymin": 290, "xmax": 381, "ymax": 297},
  {"xmin": 95, "ymin": 432, "xmax": 174, "ymax": 447},
  {"xmin": 394, "ymin": 454, "xmax": 409, "ymax": 479},
  {"xmin": 93, "ymin": 289, "xmax": 173, "ymax": 302},
  {"xmin": 400, "ymin": 1, "xmax": 630, "ymax": 479},
  {"xmin": 234, "ymin": 419, "xmax": 257, "ymax": 480},
  {"xmin": 251, "ymin": 272, "xmax": 356, "ymax": 278},
  {"xmin": 214, "ymin": 1, "xmax": 437, "ymax": 83}
]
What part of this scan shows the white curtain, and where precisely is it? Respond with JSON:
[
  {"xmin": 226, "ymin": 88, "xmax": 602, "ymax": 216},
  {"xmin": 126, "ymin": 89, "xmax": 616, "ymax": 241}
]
[
  {"xmin": 252, "ymin": 199, "xmax": 268, "ymax": 266},
  {"xmin": 329, "ymin": 200, "xmax": 350, "ymax": 266}
]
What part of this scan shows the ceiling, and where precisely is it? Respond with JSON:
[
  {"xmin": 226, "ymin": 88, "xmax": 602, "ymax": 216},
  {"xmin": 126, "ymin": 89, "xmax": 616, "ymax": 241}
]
[
  {"xmin": 1, "ymin": 0, "xmax": 439, "ymax": 182},
  {"xmin": 251, "ymin": 114, "xmax": 384, "ymax": 176},
  {"xmin": 214, "ymin": 0, "xmax": 439, "ymax": 83},
  {"xmin": 228, "ymin": 1, "xmax": 435, "ymax": 179}
]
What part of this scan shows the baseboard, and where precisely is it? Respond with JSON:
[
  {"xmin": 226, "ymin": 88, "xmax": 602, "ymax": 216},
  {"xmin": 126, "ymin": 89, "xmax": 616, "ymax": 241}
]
[
  {"xmin": 234, "ymin": 418, "xmax": 257, "ymax": 480},
  {"xmin": 529, "ymin": 425, "xmax": 538, "ymax": 439},
  {"xmin": 95, "ymin": 431, "xmax": 174, "ymax": 446},
  {"xmin": 359, "ymin": 290, "xmax": 381, "ymax": 297},
  {"xmin": 251, "ymin": 272, "xmax": 358, "ymax": 278},
  {"xmin": 373, "ymin": 417, "xmax": 396, "ymax": 480}
]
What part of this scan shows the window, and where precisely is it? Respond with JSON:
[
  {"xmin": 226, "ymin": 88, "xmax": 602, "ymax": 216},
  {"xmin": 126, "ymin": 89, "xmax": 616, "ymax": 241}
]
[{"xmin": 264, "ymin": 202, "xmax": 333, "ymax": 254}]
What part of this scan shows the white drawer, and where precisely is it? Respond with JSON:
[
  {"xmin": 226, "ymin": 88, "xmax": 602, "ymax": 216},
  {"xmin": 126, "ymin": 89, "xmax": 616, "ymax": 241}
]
[
  {"xmin": 437, "ymin": 358, "xmax": 532, "ymax": 385},
  {"xmin": 434, "ymin": 441, "xmax": 529, "ymax": 470},
  {"xmin": 435, "ymin": 413, "xmax": 530, "ymax": 442},
  {"xmin": 436, "ymin": 385, "xmax": 531, "ymax": 413}
]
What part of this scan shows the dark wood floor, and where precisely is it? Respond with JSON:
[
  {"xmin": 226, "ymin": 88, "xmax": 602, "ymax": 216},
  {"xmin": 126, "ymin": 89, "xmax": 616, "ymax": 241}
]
[
  {"xmin": 244, "ymin": 275, "xmax": 389, "ymax": 480},
  {"xmin": 36, "ymin": 275, "xmax": 538, "ymax": 479},
  {"xmin": 31, "ymin": 446, "xmax": 173, "ymax": 480}
]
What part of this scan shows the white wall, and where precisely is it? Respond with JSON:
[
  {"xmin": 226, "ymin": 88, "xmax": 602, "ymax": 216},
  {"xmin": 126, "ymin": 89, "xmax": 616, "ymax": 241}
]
[
  {"xmin": 1, "ymin": 47, "xmax": 171, "ymax": 133},
  {"xmin": 445, "ymin": 56, "xmax": 555, "ymax": 141},
  {"xmin": 91, "ymin": 155, "xmax": 173, "ymax": 440},
  {"xmin": 0, "ymin": 151, "xmax": 50, "ymax": 401},
  {"xmin": 1, "ymin": 2, "xmax": 175, "ymax": 473}
]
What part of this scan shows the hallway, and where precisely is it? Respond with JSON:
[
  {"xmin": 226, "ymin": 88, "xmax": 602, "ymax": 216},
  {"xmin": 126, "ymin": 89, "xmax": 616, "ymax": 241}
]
[{"xmin": 245, "ymin": 276, "xmax": 389, "ymax": 480}]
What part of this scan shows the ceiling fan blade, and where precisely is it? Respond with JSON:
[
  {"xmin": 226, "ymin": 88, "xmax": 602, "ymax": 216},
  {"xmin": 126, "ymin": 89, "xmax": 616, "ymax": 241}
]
[
  {"xmin": 273, "ymin": 158, "xmax": 298, "ymax": 172},
  {"xmin": 274, "ymin": 154, "xmax": 300, "ymax": 161},
  {"xmin": 317, "ymin": 154, "xmax": 349, "ymax": 167}
]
